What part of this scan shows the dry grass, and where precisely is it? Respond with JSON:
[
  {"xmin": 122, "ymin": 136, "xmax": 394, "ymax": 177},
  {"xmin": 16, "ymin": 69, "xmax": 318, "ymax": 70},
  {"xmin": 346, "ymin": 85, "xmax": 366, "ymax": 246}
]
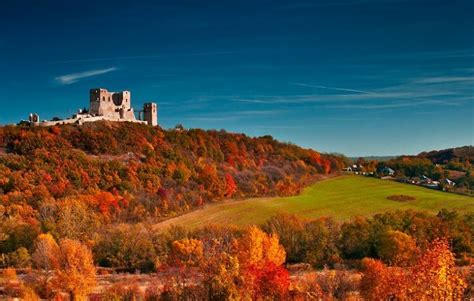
[{"xmin": 387, "ymin": 195, "xmax": 416, "ymax": 202}]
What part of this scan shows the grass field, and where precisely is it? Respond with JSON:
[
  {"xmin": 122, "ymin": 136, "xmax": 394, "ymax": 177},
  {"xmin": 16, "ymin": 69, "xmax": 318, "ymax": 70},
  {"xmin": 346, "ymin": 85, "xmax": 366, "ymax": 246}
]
[{"xmin": 156, "ymin": 176, "xmax": 474, "ymax": 229}]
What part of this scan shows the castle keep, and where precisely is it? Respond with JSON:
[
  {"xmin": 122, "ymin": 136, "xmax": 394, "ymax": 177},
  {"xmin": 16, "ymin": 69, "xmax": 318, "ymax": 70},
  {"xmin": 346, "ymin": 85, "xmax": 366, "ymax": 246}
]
[{"xmin": 26, "ymin": 88, "xmax": 157, "ymax": 127}]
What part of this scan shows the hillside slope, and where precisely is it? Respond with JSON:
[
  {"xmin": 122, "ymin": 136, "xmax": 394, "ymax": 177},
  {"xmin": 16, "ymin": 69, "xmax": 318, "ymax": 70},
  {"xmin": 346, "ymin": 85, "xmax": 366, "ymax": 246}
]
[
  {"xmin": 156, "ymin": 175, "xmax": 474, "ymax": 229},
  {"xmin": 0, "ymin": 122, "xmax": 345, "ymax": 224}
]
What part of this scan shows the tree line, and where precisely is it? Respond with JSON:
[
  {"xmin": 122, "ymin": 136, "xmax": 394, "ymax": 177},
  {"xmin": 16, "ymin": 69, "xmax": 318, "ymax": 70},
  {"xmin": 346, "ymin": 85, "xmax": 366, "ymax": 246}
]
[{"xmin": 1, "ymin": 209, "xmax": 472, "ymax": 299}]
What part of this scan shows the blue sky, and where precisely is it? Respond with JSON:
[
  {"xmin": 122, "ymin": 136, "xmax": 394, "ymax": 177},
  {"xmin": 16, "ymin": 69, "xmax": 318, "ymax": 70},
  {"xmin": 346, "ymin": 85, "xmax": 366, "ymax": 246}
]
[{"xmin": 1, "ymin": 0, "xmax": 473, "ymax": 156}]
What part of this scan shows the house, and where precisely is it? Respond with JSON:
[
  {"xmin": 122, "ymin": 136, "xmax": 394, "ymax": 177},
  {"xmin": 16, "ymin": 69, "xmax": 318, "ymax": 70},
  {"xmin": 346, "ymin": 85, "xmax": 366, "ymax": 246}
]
[
  {"xmin": 443, "ymin": 178, "xmax": 456, "ymax": 186},
  {"xmin": 343, "ymin": 164, "xmax": 363, "ymax": 173},
  {"xmin": 420, "ymin": 175, "xmax": 431, "ymax": 183},
  {"xmin": 423, "ymin": 182, "xmax": 440, "ymax": 189},
  {"xmin": 380, "ymin": 167, "xmax": 395, "ymax": 176},
  {"xmin": 419, "ymin": 175, "xmax": 441, "ymax": 189}
]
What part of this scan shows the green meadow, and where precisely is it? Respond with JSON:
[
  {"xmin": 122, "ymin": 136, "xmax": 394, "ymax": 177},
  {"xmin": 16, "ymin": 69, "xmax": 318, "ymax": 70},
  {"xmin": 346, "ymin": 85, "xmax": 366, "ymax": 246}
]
[{"xmin": 156, "ymin": 176, "xmax": 474, "ymax": 229}]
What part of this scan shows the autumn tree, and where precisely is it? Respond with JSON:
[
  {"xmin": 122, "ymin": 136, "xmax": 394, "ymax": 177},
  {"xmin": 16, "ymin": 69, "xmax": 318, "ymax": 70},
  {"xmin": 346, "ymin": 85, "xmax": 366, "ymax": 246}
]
[
  {"xmin": 377, "ymin": 230, "xmax": 419, "ymax": 266},
  {"xmin": 166, "ymin": 238, "xmax": 204, "ymax": 291},
  {"xmin": 236, "ymin": 226, "xmax": 289, "ymax": 299},
  {"xmin": 339, "ymin": 216, "xmax": 372, "ymax": 259},
  {"xmin": 52, "ymin": 239, "xmax": 96, "ymax": 300},
  {"xmin": 237, "ymin": 226, "xmax": 286, "ymax": 267},
  {"xmin": 245, "ymin": 261, "xmax": 290, "ymax": 299},
  {"xmin": 263, "ymin": 213, "xmax": 307, "ymax": 263},
  {"xmin": 94, "ymin": 223, "xmax": 157, "ymax": 272},
  {"xmin": 224, "ymin": 173, "xmax": 237, "ymax": 197},
  {"xmin": 55, "ymin": 198, "xmax": 101, "ymax": 242},
  {"xmin": 362, "ymin": 238, "xmax": 467, "ymax": 300},
  {"xmin": 31, "ymin": 233, "xmax": 59, "ymax": 297},
  {"xmin": 360, "ymin": 258, "xmax": 408, "ymax": 300},
  {"xmin": 199, "ymin": 238, "xmax": 242, "ymax": 300},
  {"xmin": 304, "ymin": 218, "xmax": 341, "ymax": 267},
  {"xmin": 263, "ymin": 214, "xmax": 340, "ymax": 267},
  {"xmin": 407, "ymin": 238, "xmax": 467, "ymax": 300},
  {"xmin": 170, "ymin": 238, "xmax": 204, "ymax": 267}
]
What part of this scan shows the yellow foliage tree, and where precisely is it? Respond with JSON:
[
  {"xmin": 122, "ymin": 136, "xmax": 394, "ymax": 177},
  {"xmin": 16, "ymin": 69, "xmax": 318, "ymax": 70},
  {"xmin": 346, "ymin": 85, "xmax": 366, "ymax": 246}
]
[
  {"xmin": 171, "ymin": 238, "xmax": 204, "ymax": 267},
  {"xmin": 408, "ymin": 238, "xmax": 467, "ymax": 300},
  {"xmin": 201, "ymin": 241, "xmax": 242, "ymax": 301},
  {"xmin": 31, "ymin": 233, "xmax": 60, "ymax": 297},
  {"xmin": 52, "ymin": 239, "xmax": 96, "ymax": 301},
  {"xmin": 32, "ymin": 233, "xmax": 59, "ymax": 270},
  {"xmin": 236, "ymin": 225, "xmax": 286, "ymax": 267}
]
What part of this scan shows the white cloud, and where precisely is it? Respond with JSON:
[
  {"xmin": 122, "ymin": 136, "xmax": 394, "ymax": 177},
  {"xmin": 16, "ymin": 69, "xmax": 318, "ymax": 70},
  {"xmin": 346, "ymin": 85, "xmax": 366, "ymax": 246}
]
[{"xmin": 55, "ymin": 67, "xmax": 118, "ymax": 85}]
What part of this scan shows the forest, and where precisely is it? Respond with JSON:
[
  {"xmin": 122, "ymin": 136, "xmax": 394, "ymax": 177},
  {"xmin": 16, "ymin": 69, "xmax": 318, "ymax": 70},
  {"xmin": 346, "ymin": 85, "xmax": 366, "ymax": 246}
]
[
  {"xmin": 1, "ymin": 210, "xmax": 473, "ymax": 299},
  {"xmin": 0, "ymin": 121, "xmax": 345, "ymax": 222}
]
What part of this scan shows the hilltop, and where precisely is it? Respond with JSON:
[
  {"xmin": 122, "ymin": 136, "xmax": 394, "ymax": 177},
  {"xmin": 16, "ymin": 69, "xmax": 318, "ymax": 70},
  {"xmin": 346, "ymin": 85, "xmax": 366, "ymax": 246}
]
[
  {"xmin": 349, "ymin": 146, "xmax": 474, "ymax": 164},
  {"xmin": 417, "ymin": 145, "xmax": 474, "ymax": 165}
]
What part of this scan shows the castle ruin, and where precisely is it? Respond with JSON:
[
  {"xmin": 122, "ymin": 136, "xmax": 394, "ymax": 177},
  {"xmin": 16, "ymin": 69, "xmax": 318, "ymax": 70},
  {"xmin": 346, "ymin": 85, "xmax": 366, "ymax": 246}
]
[{"xmin": 24, "ymin": 88, "xmax": 158, "ymax": 127}]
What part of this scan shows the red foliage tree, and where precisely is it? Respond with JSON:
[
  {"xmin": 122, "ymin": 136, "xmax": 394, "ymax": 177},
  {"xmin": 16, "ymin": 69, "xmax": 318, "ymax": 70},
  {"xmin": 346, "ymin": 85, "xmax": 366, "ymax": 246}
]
[
  {"xmin": 245, "ymin": 262, "xmax": 290, "ymax": 299},
  {"xmin": 224, "ymin": 173, "xmax": 237, "ymax": 197}
]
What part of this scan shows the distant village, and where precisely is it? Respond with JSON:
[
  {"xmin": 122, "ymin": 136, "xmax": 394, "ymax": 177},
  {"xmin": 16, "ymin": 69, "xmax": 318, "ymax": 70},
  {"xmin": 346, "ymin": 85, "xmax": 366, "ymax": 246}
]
[
  {"xmin": 343, "ymin": 164, "xmax": 457, "ymax": 191},
  {"xmin": 20, "ymin": 88, "xmax": 158, "ymax": 127}
]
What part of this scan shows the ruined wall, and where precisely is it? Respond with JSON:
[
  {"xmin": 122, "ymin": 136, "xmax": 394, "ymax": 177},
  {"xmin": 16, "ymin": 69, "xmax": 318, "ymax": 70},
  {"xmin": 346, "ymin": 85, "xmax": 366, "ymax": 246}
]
[{"xmin": 89, "ymin": 88, "xmax": 135, "ymax": 121}]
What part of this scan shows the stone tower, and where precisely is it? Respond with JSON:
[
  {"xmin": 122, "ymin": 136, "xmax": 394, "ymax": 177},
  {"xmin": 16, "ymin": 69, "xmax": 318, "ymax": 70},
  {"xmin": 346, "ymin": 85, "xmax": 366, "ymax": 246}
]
[
  {"xmin": 143, "ymin": 103, "xmax": 158, "ymax": 126},
  {"xmin": 28, "ymin": 113, "xmax": 40, "ymax": 125}
]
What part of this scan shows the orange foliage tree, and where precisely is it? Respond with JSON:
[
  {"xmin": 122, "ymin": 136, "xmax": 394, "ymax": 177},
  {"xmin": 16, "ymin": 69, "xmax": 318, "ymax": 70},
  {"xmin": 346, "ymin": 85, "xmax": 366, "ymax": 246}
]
[
  {"xmin": 170, "ymin": 238, "xmax": 204, "ymax": 267},
  {"xmin": 360, "ymin": 258, "xmax": 408, "ymax": 300},
  {"xmin": 52, "ymin": 239, "xmax": 96, "ymax": 300},
  {"xmin": 408, "ymin": 238, "xmax": 467, "ymax": 300},
  {"xmin": 164, "ymin": 226, "xmax": 291, "ymax": 299},
  {"xmin": 361, "ymin": 238, "xmax": 467, "ymax": 300}
]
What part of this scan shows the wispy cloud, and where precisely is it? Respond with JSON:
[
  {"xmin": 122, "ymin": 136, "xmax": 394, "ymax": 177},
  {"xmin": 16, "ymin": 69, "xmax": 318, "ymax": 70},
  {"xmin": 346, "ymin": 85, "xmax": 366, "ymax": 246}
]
[
  {"xmin": 249, "ymin": 125, "xmax": 306, "ymax": 129},
  {"xmin": 280, "ymin": 0, "xmax": 409, "ymax": 9},
  {"xmin": 369, "ymin": 49, "xmax": 474, "ymax": 60},
  {"xmin": 413, "ymin": 76, "xmax": 474, "ymax": 84},
  {"xmin": 181, "ymin": 109, "xmax": 286, "ymax": 122},
  {"xmin": 51, "ymin": 51, "xmax": 242, "ymax": 64},
  {"xmin": 55, "ymin": 67, "xmax": 117, "ymax": 85},
  {"xmin": 293, "ymin": 82, "xmax": 375, "ymax": 94},
  {"xmin": 231, "ymin": 90, "xmax": 457, "ymax": 104},
  {"xmin": 329, "ymin": 100, "xmax": 458, "ymax": 110}
]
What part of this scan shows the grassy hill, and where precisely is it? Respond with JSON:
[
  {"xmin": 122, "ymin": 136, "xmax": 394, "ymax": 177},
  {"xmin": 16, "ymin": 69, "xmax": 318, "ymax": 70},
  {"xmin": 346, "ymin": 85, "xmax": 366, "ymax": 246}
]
[{"xmin": 156, "ymin": 175, "xmax": 474, "ymax": 229}]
